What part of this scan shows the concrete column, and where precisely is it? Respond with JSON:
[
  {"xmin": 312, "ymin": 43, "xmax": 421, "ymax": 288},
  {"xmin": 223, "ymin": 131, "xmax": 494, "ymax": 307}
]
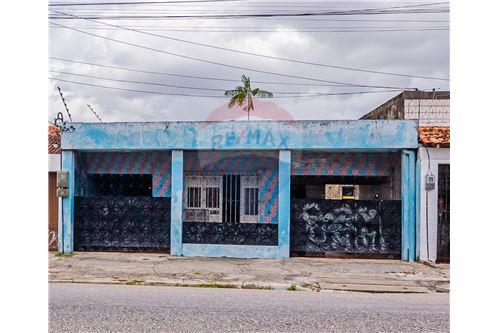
[
  {"xmin": 415, "ymin": 157, "xmax": 421, "ymax": 261},
  {"xmin": 170, "ymin": 150, "xmax": 184, "ymax": 256},
  {"xmin": 401, "ymin": 149, "xmax": 416, "ymax": 261},
  {"xmin": 60, "ymin": 150, "xmax": 75, "ymax": 253},
  {"xmin": 278, "ymin": 150, "xmax": 291, "ymax": 258}
]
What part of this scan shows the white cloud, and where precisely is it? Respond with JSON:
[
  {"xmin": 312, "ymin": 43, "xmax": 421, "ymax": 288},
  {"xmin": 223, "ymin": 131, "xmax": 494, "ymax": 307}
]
[{"xmin": 48, "ymin": 0, "xmax": 450, "ymax": 123}]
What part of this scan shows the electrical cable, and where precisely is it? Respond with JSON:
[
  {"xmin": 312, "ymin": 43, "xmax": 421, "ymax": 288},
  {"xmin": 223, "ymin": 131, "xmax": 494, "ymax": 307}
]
[
  {"xmin": 50, "ymin": 69, "xmax": 405, "ymax": 94},
  {"xmin": 50, "ymin": 9, "xmax": 449, "ymax": 81},
  {"xmin": 49, "ymin": 76, "xmax": 402, "ymax": 98},
  {"xmin": 49, "ymin": 21, "xmax": 424, "ymax": 90}
]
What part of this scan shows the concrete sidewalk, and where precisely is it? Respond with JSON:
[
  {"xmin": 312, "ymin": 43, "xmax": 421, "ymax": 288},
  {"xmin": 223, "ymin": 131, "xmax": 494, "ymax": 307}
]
[{"xmin": 49, "ymin": 252, "xmax": 449, "ymax": 293}]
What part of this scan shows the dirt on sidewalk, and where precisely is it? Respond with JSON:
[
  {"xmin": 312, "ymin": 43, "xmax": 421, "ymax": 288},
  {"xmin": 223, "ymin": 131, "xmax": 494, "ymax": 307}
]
[{"xmin": 49, "ymin": 252, "xmax": 449, "ymax": 293}]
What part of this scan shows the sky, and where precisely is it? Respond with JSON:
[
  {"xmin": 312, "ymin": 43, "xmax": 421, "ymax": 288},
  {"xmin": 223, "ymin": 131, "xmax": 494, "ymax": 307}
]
[{"xmin": 48, "ymin": 0, "xmax": 450, "ymax": 123}]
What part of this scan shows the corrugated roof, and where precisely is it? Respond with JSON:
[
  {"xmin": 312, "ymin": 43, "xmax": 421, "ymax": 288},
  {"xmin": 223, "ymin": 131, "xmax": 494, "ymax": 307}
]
[
  {"xmin": 48, "ymin": 125, "xmax": 61, "ymax": 154},
  {"xmin": 418, "ymin": 126, "xmax": 450, "ymax": 146}
]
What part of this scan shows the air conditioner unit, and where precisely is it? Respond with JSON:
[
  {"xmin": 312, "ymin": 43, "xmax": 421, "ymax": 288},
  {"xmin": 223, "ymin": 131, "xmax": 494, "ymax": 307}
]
[{"xmin": 183, "ymin": 209, "xmax": 209, "ymax": 222}]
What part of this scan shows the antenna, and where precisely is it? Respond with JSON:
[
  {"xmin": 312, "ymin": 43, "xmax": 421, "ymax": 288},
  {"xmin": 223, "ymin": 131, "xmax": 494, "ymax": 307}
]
[
  {"xmin": 87, "ymin": 104, "xmax": 102, "ymax": 122},
  {"xmin": 57, "ymin": 86, "xmax": 73, "ymax": 122}
]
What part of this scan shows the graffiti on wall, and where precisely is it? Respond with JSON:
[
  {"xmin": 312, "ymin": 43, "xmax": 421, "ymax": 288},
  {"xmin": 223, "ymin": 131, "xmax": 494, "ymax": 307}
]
[
  {"xmin": 291, "ymin": 199, "xmax": 401, "ymax": 257},
  {"xmin": 74, "ymin": 196, "xmax": 171, "ymax": 251},
  {"xmin": 48, "ymin": 231, "xmax": 58, "ymax": 250}
]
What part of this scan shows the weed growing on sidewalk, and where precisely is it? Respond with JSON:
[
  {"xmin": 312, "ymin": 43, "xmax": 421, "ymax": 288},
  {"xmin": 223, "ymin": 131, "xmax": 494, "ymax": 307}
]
[
  {"xmin": 55, "ymin": 252, "xmax": 74, "ymax": 257},
  {"xmin": 287, "ymin": 284, "xmax": 297, "ymax": 291}
]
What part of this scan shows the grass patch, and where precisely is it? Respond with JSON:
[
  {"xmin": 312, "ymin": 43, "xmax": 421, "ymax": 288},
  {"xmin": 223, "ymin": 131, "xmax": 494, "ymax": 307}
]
[
  {"xmin": 242, "ymin": 284, "xmax": 273, "ymax": 290},
  {"xmin": 125, "ymin": 280, "xmax": 145, "ymax": 286},
  {"xmin": 196, "ymin": 283, "xmax": 236, "ymax": 289},
  {"xmin": 55, "ymin": 252, "xmax": 74, "ymax": 257},
  {"xmin": 301, "ymin": 283, "xmax": 321, "ymax": 292},
  {"xmin": 287, "ymin": 284, "xmax": 297, "ymax": 291}
]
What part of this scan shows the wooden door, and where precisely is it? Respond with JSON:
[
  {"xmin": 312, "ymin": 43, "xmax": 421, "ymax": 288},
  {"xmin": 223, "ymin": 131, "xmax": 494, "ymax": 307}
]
[{"xmin": 48, "ymin": 172, "xmax": 58, "ymax": 251}]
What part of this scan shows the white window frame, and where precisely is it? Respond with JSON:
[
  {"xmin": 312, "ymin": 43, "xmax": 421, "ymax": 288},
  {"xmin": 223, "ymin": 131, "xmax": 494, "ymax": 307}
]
[
  {"xmin": 240, "ymin": 175, "xmax": 260, "ymax": 223},
  {"xmin": 184, "ymin": 175, "xmax": 223, "ymax": 222}
]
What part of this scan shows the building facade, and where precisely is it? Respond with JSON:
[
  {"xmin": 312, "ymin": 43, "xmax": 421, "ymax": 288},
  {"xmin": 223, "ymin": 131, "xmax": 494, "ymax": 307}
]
[
  {"xmin": 59, "ymin": 120, "xmax": 419, "ymax": 261},
  {"xmin": 361, "ymin": 91, "xmax": 450, "ymax": 262},
  {"xmin": 48, "ymin": 125, "xmax": 61, "ymax": 251}
]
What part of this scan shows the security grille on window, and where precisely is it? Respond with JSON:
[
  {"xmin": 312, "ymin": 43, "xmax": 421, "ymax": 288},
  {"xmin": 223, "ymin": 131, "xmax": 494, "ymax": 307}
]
[
  {"xmin": 244, "ymin": 188, "xmax": 259, "ymax": 215},
  {"xmin": 184, "ymin": 175, "xmax": 222, "ymax": 222},
  {"xmin": 206, "ymin": 187, "xmax": 220, "ymax": 209},
  {"xmin": 241, "ymin": 175, "xmax": 260, "ymax": 223},
  {"xmin": 187, "ymin": 187, "xmax": 202, "ymax": 208}
]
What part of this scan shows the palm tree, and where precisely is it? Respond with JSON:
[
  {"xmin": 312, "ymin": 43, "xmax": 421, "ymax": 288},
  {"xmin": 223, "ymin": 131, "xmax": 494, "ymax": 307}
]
[{"xmin": 224, "ymin": 75, "xmax": 273, "ymax": 121}]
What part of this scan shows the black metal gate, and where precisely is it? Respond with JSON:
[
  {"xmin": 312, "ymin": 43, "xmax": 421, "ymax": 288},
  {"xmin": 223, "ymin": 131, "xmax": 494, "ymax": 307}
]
[
  {"xmin": 290, "ymin": 199, "xmax": 401, "ymax": 258},
  {"xmin": 437, "ymin": 164, "xmax": 450, "ymax": 262},
  {"xmin": 74, "ymin": 196, "xmax": 171, "ymax": 251}
]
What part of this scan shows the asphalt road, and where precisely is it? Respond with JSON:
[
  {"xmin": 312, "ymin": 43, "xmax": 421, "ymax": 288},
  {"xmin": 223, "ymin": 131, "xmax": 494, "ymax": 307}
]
[{"xmin": 49, "ymin": 283, "xmax": 449, "ymax": 333}]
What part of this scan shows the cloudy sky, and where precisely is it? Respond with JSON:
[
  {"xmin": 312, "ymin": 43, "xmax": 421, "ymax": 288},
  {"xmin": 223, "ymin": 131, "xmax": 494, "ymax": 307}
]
[{"xmin": 48, "ymin": 0, "xmax": 449, "ymax": 123}]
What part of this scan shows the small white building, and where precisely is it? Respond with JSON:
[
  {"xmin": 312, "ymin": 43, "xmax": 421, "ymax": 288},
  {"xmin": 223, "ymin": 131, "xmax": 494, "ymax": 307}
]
[{"xmin": 361, "ymin": 91, "xmax": 450, "ymax": 262}]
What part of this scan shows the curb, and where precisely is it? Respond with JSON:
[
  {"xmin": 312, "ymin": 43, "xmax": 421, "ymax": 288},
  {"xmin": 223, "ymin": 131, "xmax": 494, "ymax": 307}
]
[{"xmin": 49, "ymin": 278, "xmax": 434, "ymax": 294}]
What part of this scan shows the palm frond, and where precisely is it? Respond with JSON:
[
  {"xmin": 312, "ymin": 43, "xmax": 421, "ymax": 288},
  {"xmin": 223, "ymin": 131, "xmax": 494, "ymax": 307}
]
[
  {"xmin": 253, "ymin": 88, "xmax": 273, "ymax": 98},
  {"xmin": 224, "ymin": 89, "xmax": 239, "ymax": 97},
  {"xmin": 225, "ymin": 75, "xmax": 273, "ymax": 116}
]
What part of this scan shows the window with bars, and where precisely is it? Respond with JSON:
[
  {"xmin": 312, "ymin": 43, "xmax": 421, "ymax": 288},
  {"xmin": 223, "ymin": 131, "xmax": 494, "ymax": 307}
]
[
  {"xmin": 206, "ymin": 187, "xmax": 220, "ymax": 209},
  {"xmin": 187, "ymin": 186, "xmax": 202, "ymax": 208},
  {"xmin": 244, "ymin": 187, "xmax": 259, "ymax": 216}
]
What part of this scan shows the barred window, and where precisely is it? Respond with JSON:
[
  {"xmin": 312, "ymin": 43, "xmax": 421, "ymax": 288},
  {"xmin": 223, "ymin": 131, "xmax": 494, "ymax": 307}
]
[
  {"xmin": 187, "ymin": 187, "xmax": 202, "ymax": 208},
  {"xmin": 244, "ymin": 187, "xmax": 259, "ymax": 215},
  {"xmin": 206, "ymin": 187, "xmax": 220, "ymax": 209}
]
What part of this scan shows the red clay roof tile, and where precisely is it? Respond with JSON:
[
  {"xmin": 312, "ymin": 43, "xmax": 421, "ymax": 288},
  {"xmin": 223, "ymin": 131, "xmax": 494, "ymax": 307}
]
[
  {"xmin": 48, "ymin": 125, "xmax": 61, "ymax": 154},
  {"xmin": 418, "ymin": 126, "xmax": 450, "ymax": 147}
]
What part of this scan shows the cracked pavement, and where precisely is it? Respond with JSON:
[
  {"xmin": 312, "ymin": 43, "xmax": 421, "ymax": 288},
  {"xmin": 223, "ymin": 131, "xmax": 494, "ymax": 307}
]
[{"xmin": 49, "ymin": 252, "xmax": 449, "ymax": 293}]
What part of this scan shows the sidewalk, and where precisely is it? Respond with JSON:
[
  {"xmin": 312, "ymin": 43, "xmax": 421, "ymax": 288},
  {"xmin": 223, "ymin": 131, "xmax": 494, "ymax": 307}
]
[{"xmin": 49, "ymin": 252, "xmax": 449, "ymax": 293}]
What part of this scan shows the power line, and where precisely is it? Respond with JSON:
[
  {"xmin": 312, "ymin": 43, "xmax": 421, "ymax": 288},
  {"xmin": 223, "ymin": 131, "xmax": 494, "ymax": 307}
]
[
  {"xmin": 51, "ymin": 69, "xmax": 399, "ymax": 94},
  {"xmin": 49, "ymin": 21, "xmax": 423, "ymax": 90},
  {"xmin": 50, "ymin": 77, "xmax": 402, "ymax": 98},
  {"xmin": 49, "ymin": 25, "xmax": 449, "ymax": 33},
  {"xmin": 57, "ymin": 86, "xmax": 73, "ymax": 122},
  {"xmin": 49, "ymin": 9, "xmax": 450, "ymax": 20},
  {"xmin": 50, "ymin": 57, "xmax": 355, "ymax": 87},
  {"xmin": 49, "ymin": 0, "xmax": 242, "ymax": 6},
  {"xmin": 50, "ymin": 9, "xmax": 449, "ymax": 81}
]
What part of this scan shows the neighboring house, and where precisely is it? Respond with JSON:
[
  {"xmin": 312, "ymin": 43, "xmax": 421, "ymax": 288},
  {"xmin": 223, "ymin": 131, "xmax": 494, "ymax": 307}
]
[
  {"xmin": 361, "ymin": 91, "xmax": 450, "ymax": 262},
  {"xmin": 58, "ymin": 120, "xmax": 419, "ymax": 261},
  {"xmin": 48, "ymin": 125, "xmax": 61, "ymax": 251}
]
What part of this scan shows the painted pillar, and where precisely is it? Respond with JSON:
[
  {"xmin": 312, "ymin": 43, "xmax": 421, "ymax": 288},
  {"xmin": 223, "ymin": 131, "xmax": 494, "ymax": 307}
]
[
  {"xmin": 170, "ymin": 150, "xmax": 184, "ymax": 256},
  {"xmin": 278, "ymin": 150, "xmax": 291, "ymax": 258},
  {"xmin": 415, "ymin": 157, "xmax": 422, "ymax": 261},
  {"xmin": 401, "ymin": 149, "xmax": 416, "ymax": 261},
  {"xmin": 60, "ymin": 150, "xmax": 75, "ymax": 253}
]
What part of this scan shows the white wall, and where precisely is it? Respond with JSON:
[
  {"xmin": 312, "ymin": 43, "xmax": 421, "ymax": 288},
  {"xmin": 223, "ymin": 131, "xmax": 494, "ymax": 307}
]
[
  {"xmin": 417, "ymin": 147, "xmax": 450, "ymax": 262},
  {"xmin": 405, "ymin": 99, "xmax": 450, "ymax": 126},
  {"xmin": 48, "ymin": 154, "xmax": 61, "ymax": 172}
]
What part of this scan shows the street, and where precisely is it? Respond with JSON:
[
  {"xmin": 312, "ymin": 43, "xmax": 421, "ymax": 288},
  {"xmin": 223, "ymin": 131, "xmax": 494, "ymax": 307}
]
[{"xmin": 49, "ymin": 283, "xmax": 449, "ymax": 333}]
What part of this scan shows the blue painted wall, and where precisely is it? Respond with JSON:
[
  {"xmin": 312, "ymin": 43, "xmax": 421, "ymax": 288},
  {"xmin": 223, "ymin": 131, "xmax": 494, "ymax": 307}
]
[
  {"xmin": 184, "ymin": 151, "xmax": 279, "ymax": 224},
  {"xmin": 170, "ymin": 150, "xmax": 184, "ymax": 256},
  {"xmin": 60, "ymin": 151, "xmax": 75, "ymax": 253},
  {"xmin": 59, "ymin": 120, "xmax": 418, "ymax": 260},
  {"xmin": 62, "ymin": 120, "xmax": 418, "ymax": 151},
  {"xmin": 82, "ymin": 151, "xmax": 172, "ymax": 197},
  {"xmin": 278, "ymin": 150, "xmax": 291, "ymax": 258},
  {"xmin": 401, "ymin": 150, "xmax": 416, "ymax": 261}
]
